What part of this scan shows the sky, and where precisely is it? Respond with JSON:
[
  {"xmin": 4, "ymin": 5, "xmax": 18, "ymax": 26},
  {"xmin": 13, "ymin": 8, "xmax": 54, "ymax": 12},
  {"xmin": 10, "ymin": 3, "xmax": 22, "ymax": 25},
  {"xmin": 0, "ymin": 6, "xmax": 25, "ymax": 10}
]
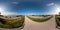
[{"xmin": 0, "ymin": 0, "xmax": 60, "ymax": 15}]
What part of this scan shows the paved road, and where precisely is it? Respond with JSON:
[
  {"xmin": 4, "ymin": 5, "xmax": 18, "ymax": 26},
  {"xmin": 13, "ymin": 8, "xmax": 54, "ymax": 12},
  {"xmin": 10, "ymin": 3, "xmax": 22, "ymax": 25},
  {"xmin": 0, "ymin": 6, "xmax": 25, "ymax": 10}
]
[{"xmin": 23, "ymin": 16, "xmax": 58, "ymax": 30}]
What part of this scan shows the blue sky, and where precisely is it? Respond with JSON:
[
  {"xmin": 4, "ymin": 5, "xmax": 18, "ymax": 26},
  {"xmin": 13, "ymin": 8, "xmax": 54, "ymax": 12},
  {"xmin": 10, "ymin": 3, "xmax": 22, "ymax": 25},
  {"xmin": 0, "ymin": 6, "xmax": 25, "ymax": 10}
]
[{"xmin": 0, "ymin": 0, "xmax": 60, "ymax": 15}]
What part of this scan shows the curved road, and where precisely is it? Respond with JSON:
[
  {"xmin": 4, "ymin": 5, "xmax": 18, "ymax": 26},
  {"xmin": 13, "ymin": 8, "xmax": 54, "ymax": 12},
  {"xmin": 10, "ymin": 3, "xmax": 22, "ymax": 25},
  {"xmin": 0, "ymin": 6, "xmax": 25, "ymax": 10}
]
[
  {"xmin": 0, "ymin": 16, "xmax": 59, "ymax": 30},
  {"xmin": 23, "ymin": 16, "xmax": 58, "ymax": 30}
]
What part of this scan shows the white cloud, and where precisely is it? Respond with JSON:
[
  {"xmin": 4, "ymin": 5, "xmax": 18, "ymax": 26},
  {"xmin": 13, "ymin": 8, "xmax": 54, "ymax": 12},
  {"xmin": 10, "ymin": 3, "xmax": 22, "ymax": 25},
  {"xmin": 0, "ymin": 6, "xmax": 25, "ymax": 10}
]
[
  {"xmin": 0, "ymin": 7, "xmax": 18, "ymax": 15},
  {"xmin": 47, "ymin": 3, "xmax": 55, "ymax": 6},
  {"xmin": 12, "ymin": 2, "xmax": 18, "ymax": 4},
  {"xmin": 1, "ymin": 12, "xmax": 19, "ymax": 16}
]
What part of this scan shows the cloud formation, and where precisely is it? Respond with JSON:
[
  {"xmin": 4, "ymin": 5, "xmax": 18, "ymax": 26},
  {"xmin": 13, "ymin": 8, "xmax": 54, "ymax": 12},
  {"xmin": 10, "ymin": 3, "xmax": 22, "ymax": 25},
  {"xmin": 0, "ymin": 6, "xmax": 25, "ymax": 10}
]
[
  {"xmin": 12, "ymin": 2, "xmax": 18, "ymax": 4},
  {"xmin": 1, "ymin": 11, "xmax": 18, "ymax": 16},
  {"xmin": 47, "ymin": 3, "xmax": 55, "ymax": 6}
]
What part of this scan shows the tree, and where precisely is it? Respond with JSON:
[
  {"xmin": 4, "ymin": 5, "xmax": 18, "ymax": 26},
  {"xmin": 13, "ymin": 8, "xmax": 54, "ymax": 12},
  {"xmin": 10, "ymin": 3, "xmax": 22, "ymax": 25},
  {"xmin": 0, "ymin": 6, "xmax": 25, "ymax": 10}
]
[
  {"xmin": 0, "ymin": 12, "xmax": 1, "ymax": 15},
  {"xmin": 0, "ymin": 12, "xmax": 3, "ymax": 17},
  {"xmin": 59, "ymin": 12, "xmax": 60, "ymax": 15}
]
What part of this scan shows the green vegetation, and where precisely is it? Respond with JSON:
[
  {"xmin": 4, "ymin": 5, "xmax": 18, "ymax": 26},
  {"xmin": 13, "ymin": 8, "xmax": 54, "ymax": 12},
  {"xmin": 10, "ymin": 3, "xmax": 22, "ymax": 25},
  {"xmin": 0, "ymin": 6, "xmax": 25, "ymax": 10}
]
[
  {"xmin": 27, "ymin": 16, "xmax": 52, "ymax": 22},
  {"xmin": 0, "ymin": 16, "xmax": 25, "ymax": 29},
  {"xmin": 0, "ymin": 15, "xmax": 3, "ymax": 17},
  {"xmin": 55, "ymin": 15, "xmax": 60, "ymax": 27}
]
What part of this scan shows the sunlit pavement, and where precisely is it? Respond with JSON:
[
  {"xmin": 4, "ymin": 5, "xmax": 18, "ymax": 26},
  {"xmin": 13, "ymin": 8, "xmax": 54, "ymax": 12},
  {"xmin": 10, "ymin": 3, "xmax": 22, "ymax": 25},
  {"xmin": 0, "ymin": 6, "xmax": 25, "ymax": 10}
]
[{"xmin": 23, "ymin": 16, "xmax": 58, "ymax": 30}]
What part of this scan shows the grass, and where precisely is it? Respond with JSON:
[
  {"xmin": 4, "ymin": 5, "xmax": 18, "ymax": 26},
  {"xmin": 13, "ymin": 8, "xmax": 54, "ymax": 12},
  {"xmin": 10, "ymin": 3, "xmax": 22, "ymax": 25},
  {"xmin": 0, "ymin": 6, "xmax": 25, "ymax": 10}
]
[
  {"xmin": 55, "ymin": 15, "xmax": 60, "ymax": 27},
  {"xmin": 0, "ymin": 16, "xmax": 25, "ymax": 29},
  {"xmin": 27, "ymin": 16, "xmax": 52, "ymax": 22},
  {"xmin": 0, "ymin": 15, "xmax": 3, "ymax": 17}
]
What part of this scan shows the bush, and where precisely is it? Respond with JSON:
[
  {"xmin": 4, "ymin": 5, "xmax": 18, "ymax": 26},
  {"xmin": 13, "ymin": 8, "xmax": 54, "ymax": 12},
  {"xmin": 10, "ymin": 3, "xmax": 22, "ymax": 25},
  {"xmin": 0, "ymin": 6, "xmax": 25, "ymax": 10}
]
[
  {"xmin": 0, "ymin": 16, "xmax": 25, "ymax": 28},
  {"xmin": 27, "ymin": 16, "xmax": 52, "ymax": 22},
  {"xmin": 0, "ymin": 15, "xmax": 3, "ymax": 17},
  {"xmin": 55, "ymin": 16, "xmax": 60, "ymax": 27}
]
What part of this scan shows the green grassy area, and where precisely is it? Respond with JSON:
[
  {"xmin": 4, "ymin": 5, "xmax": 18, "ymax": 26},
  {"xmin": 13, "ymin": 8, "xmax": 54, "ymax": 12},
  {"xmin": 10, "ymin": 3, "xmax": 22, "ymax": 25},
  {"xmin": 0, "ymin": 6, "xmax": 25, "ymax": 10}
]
[
  {"xmin": 0, "ymin": 15, "xmax": 3, "ymax": 17},
  {"xmin": 0, "ymin": 16, "xmax": 25, "ymax": 29},
  {"xmin": 27, "ymin": 16, "xmax": 52, "ymax": 22},
  {"xmin": 55, "ymin": 15, "xmax": 60, "ymax": 27}
]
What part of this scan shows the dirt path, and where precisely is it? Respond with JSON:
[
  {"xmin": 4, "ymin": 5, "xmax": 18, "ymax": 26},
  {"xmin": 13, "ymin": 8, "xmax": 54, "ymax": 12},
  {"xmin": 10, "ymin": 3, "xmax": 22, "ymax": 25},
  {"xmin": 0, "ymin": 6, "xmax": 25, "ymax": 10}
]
[
  {"xmin": 23, "ymin": 16, "xmax": 58, "ymax": 30},
  {"xmin": 0, "ymin": 16, "xmax": 59, "ymax": 30}
]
